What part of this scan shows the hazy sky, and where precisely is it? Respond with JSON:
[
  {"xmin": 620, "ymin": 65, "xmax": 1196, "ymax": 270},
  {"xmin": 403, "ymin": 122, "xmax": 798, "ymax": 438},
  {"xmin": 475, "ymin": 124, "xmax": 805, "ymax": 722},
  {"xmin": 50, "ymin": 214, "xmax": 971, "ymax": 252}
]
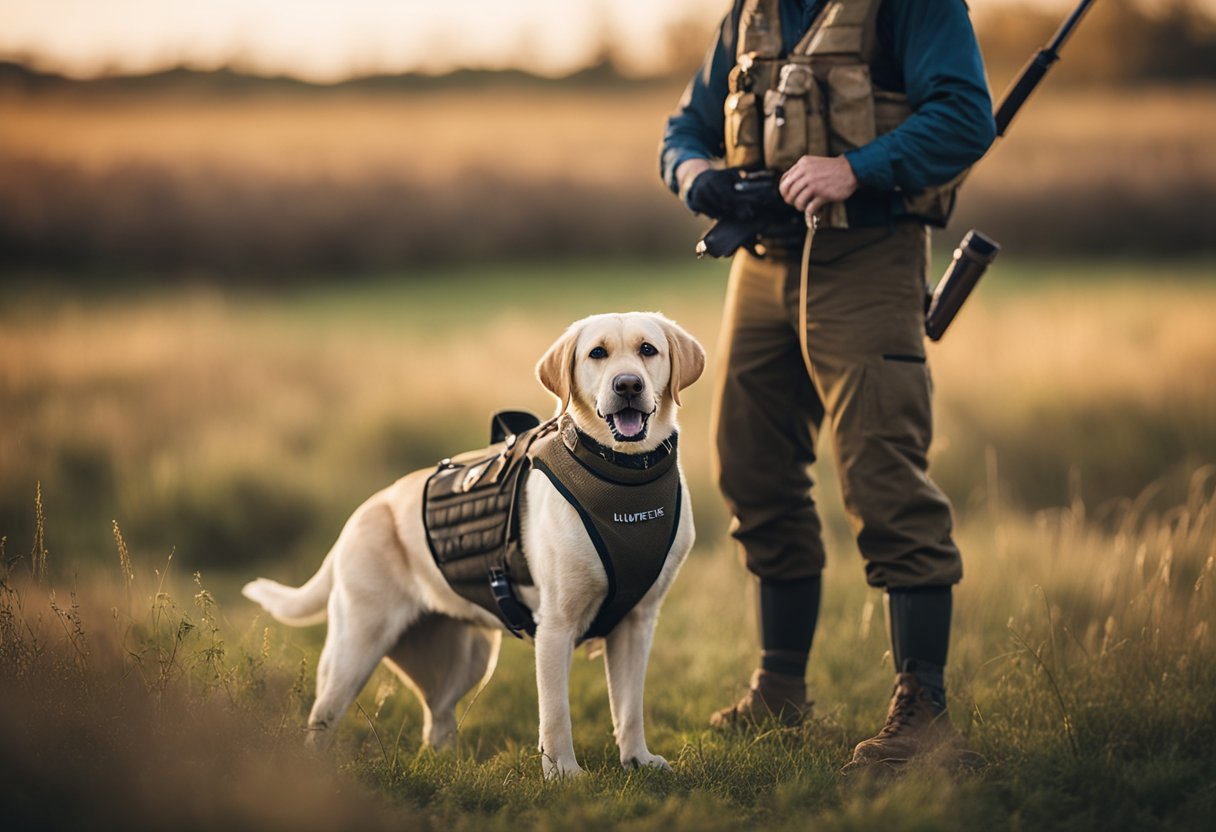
[
  {"xmin": 0, "ymin": 0, "xmax": 1146, "ymax": 81},
  {"xmin": 0, "ymin": 0, "xmax": 702, "ymax": 79}
]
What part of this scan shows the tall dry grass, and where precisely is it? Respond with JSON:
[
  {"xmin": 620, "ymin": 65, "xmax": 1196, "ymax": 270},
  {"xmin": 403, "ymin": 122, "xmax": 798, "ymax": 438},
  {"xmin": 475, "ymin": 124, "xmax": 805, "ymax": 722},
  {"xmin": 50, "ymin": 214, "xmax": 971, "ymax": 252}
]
[
  {"xmin": 0, "ymin": 524, "xmax": 420, "ymax": 831},
  {"xmin": 2, "ymin": 455, "xmax": 1213, "ymax": 829},
  {"xmin": 928, "ymin": 260, "xmax": 1216, "ymax": 511}
]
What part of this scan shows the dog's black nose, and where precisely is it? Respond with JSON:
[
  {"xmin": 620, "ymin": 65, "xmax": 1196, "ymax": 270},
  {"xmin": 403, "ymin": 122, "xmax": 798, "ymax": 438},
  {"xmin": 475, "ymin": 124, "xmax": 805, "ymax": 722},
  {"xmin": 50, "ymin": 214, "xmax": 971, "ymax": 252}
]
[{"xmin": 613, "ymin": 373, "xmax": 644, "ymax": 397}]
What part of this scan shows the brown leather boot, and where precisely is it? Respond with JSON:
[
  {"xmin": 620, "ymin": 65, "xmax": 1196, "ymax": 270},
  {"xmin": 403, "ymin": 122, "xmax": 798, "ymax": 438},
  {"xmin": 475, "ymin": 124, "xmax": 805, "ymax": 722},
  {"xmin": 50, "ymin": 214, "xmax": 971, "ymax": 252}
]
[
  {"xmin": 709, "ymin": 668, "xmax": 811, "ymax": 729},
  {"xmin": 844, "ymin": 672, "xmax": 970, "ymax": 771}
]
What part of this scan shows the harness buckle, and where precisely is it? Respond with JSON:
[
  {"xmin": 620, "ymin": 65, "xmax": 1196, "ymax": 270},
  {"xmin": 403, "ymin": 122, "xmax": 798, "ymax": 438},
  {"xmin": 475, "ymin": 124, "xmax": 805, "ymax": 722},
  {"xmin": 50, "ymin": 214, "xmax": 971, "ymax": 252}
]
[{"xmin": 489, "ymin": 567, "xmax": 536, "ymax": 639}]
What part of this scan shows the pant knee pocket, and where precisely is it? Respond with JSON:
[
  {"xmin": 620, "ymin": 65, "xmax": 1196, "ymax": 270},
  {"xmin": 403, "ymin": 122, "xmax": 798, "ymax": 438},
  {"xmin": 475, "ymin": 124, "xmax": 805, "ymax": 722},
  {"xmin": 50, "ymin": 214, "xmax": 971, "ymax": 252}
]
[{"xmin": 861, "ymin": 356, "xmax": 934, "ymax": 446}]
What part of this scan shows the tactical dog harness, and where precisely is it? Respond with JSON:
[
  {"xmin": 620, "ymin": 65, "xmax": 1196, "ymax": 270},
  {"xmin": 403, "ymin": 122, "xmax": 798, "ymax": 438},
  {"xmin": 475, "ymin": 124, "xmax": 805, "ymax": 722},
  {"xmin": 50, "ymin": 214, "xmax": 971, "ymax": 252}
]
[{"xmin": 423, "ymin": 411, "xmax": 682, "ymax": 641}]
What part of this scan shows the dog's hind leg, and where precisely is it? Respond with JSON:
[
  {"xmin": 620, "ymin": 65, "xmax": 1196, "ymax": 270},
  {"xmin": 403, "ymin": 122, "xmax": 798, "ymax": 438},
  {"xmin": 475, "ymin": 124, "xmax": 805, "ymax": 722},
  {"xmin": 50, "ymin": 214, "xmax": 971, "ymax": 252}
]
[
  {"xmin": 306, "ymin": 502, "xmax": 415, "ymax": 750},
  {"xmin": 384, "ymin": 613, "xmax": 502, "ymax": 750},
  {"xmin": 307, "ymin": 584, "xmax": 408, "ymax": 750}
]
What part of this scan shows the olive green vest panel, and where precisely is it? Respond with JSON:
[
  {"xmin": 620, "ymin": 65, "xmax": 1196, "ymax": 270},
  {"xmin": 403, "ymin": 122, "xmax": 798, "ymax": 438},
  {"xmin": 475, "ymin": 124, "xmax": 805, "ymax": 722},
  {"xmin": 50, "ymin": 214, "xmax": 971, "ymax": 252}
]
[
  {"xmin": 725, "ymin": 0, "xmax": 961, "ymax": 226},
  {"xmin": 530, "ymin": 416, "xmax": 682, "ymax": 639},
  {"xmin": 424, "ymin": 421, "xmax": 553, "ymax": 630}
]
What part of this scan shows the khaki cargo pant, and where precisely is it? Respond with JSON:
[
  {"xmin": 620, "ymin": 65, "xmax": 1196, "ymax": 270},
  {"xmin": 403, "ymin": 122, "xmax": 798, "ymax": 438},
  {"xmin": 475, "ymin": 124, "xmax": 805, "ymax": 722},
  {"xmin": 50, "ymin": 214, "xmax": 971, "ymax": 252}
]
[{"xmin": 711, "ymin": 221, "xmax": 962, "ymax": 588}]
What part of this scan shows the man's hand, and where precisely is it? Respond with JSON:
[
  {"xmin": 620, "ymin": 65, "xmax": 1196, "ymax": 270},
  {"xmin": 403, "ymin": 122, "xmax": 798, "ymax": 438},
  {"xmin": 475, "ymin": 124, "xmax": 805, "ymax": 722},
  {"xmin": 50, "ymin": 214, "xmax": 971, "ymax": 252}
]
[{"xmin": 778, "ymin": 156, "xmax": 858, "ymax": 220}]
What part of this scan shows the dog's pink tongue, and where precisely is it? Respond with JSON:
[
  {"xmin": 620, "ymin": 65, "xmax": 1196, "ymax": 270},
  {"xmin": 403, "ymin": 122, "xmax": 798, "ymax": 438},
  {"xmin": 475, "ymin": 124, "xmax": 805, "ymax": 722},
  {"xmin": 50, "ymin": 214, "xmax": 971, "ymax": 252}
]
[{"xmin": 614, "ymin": 409, "xmax": 644, "ymax": 437}]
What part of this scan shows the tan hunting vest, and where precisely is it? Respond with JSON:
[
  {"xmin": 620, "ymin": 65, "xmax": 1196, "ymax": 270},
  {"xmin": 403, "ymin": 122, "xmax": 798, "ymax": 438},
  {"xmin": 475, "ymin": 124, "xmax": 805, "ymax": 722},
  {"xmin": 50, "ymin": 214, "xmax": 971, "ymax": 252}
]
[
  {"xmin": 424, "ymin": 414, "xmax": 682, "ymax": 641},
  {"xmin": 724, "ymin": 0, "xmax": 959, "ymax": 226}
]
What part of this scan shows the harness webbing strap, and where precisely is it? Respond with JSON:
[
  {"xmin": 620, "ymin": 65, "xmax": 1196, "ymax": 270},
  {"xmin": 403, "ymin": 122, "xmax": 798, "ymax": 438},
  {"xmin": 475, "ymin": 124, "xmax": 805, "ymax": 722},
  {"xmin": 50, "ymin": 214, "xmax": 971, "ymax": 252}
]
[
  {"xmin": 530, "ymin": 429, "xmax": 683, "ymax": 641},
  {"xmin": 489, "ymin": 567, "xmax": 536, "ymax": 637},
  {"xmin": 530, "ymin": 456, "xmax": 619, "ymax": 633}
]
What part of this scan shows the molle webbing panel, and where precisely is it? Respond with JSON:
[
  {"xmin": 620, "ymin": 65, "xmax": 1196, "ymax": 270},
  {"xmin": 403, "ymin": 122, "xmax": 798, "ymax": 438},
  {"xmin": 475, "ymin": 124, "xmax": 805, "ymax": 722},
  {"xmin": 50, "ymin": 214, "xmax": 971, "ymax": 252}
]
[
  {"xmin": 426, "ymin": 458, "xmax": 509, "ymax": 569},
  {"xmin": 529, "ymin": 421, "xmax": 683, "ymax": 639},
  {"xmin": 423, "ymin": 423, "xmax": 551, "ymax": 628}
]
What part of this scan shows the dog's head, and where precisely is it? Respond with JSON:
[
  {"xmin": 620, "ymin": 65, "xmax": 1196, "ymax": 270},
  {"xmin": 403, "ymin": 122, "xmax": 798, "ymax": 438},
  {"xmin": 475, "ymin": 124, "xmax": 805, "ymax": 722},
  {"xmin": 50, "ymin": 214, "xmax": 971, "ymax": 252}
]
[{"xmin": 536, "ymin": 312, "xmax": 705, "ymax": 452}]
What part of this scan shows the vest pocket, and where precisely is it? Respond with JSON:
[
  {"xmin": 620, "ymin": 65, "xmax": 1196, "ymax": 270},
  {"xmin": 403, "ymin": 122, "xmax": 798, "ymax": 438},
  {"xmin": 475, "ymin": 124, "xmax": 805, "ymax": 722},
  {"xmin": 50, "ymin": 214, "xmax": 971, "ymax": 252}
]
[
  {"xmin": 762, "ymin": 63, "xmax": 828, "ymax": 171},
  {"xmin": 725, "ymin": 90, "xmax": 762, "ymax": 169},
  {"xmin": 826, "ymin": 64, "xmax": 876, "ymax": 153},
  {"xmin": 763, "ymin": 89, "xmax": 805, "ymax": 170}
]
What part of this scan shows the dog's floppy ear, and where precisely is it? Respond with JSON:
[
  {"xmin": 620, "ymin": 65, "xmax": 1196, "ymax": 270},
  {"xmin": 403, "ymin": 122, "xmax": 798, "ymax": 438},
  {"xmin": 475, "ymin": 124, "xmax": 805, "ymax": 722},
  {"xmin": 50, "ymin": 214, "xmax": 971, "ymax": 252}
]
[
  {"xmin": 662, "ymin": 317, "xmax": 706, "ymax": 407},
  {"xmin": 536, "ymin": 321, "xmax": 581, "ymax": 412}
]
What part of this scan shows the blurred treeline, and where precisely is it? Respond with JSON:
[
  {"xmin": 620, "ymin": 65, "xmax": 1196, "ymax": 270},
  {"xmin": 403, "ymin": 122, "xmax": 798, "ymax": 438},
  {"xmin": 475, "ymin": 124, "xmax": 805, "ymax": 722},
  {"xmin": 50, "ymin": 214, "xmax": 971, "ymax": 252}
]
[
  {"xmin": 977, "ymin": 0, "xmax": 1216, "ymax": 85},
  {"xmin": 1, "ymin": 0, "xmax": 1214, "ymax": 281}
]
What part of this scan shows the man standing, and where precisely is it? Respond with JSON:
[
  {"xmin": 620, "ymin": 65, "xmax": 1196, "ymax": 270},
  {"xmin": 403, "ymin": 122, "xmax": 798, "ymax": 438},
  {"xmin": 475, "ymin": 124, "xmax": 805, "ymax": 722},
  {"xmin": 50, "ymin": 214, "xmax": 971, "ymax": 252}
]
[{"xmin": 660, "ymin": 0, "xmax": 994, "ymax": 768}]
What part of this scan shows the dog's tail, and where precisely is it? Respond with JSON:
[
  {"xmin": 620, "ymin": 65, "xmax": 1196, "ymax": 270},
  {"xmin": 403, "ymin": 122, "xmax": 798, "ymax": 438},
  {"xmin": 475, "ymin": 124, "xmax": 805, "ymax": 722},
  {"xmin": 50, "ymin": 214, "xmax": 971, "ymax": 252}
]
[{"xmin": 242, "ymin": 551, "xmax": 334, "ymax": 627}]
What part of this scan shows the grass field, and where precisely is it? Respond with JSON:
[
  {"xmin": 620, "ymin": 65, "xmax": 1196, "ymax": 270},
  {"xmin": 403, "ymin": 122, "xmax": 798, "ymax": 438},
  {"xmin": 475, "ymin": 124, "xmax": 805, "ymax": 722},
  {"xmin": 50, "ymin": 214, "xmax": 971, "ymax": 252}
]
[{"xmin": 2, "ymin": 260, "xmax": 1215, "ymax": 829}]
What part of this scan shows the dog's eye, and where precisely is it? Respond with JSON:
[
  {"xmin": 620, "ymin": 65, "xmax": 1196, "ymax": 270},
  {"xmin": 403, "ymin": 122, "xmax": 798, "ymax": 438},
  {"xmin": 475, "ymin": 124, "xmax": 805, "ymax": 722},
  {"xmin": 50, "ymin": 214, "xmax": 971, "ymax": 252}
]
[
  {"xmin": 639, "ymin": 342, "xmax": 659, "ymax": 357},
  {"xmin": 589, "ymin": 346, "xmax": 608, "ymax": 359}
]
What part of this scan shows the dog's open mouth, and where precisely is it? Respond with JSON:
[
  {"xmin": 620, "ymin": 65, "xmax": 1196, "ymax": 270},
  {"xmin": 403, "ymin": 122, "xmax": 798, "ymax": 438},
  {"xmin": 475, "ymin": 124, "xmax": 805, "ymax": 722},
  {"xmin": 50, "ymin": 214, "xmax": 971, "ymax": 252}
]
[{"xmin": 606, "ymin": 408, "xmax": 650, "ymax": 442}]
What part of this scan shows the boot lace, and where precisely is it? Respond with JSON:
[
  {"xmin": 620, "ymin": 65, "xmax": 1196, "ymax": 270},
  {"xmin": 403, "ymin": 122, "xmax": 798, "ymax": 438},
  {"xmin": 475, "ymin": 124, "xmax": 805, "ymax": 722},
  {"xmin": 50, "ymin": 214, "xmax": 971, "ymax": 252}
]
[{"xmin": 876, "ymin": 687, "xmax": 919, "ymax": 738}]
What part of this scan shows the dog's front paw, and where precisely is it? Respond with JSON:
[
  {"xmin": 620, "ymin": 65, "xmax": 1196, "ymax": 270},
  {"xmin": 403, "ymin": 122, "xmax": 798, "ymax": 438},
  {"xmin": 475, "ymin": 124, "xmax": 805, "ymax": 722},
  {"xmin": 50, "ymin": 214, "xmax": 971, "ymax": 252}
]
[
  {"xmin": 541, "ymin": 754, "xmax": 585, "ymax": 781},
  {"xmin": 622, "ymin": 751, "xmax": 671, "ymax": 772}
]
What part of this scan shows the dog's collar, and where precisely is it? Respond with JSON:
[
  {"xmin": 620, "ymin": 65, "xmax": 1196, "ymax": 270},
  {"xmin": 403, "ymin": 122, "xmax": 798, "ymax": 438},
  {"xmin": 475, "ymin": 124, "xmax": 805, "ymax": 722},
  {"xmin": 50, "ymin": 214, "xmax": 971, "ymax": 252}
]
[{"xmin": 556, "ymin": 415, "xmax": 678, "ymax": 484}]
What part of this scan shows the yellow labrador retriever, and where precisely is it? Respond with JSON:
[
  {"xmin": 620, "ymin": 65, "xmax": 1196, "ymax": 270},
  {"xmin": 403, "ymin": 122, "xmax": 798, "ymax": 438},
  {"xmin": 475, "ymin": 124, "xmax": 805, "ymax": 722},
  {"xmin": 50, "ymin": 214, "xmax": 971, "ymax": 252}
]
[{"xmin": 243, "ymin": 312, "xmax": 704, "ymax": 778}]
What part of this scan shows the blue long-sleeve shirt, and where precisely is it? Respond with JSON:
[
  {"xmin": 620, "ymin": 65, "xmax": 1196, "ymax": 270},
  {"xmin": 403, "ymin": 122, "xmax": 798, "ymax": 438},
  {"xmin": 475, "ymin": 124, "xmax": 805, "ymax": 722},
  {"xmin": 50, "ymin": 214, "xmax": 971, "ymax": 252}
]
[{"xmin": 661, "ymin": 0, "xmax": 996, "ymax": 226}]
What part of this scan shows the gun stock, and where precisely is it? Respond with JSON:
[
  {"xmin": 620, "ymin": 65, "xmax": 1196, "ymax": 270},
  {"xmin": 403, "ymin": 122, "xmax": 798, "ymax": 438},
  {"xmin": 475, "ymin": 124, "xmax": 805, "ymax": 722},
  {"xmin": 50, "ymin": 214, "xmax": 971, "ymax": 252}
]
[{"xmin": 925, "ymin": 230, "xmax": 1000, "ymax": 341}]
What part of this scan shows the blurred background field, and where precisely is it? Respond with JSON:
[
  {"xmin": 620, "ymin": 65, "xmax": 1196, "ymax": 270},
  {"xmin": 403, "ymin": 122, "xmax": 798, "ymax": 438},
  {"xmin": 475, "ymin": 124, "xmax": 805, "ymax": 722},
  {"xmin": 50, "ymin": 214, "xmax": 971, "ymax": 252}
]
[
  {"xmin": 2, "ymin": 0, "xmax": 1216, "ymax": 273},
  {"xmin": 2, "ymin": 0, "xmax": 1216, "ymax": 829},
  {"xmin": 3, "ymin": 259, "xmax": 1216, "ymax": 573},
  {"xmin": 2, "ymin": 81, "xmax": 1214, "ymax": 270}
]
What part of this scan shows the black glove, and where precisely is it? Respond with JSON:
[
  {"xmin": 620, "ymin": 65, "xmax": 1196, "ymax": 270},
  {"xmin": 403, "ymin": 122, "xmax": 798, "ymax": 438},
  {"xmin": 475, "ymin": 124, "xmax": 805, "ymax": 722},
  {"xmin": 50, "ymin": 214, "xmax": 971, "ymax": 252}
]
[{"xmin": 685, "ymin": 168, "xmax": 746, "ymax": 220}]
